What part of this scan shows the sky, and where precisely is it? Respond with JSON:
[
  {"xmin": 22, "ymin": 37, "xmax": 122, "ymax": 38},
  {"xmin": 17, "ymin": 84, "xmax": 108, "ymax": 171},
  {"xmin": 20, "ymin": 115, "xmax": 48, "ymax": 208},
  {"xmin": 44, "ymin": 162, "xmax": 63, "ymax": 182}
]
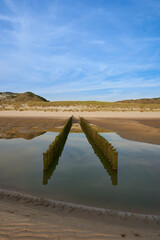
[{"xmin": 0, "ymin": 0, "xmax": 160, "ymax": 101}]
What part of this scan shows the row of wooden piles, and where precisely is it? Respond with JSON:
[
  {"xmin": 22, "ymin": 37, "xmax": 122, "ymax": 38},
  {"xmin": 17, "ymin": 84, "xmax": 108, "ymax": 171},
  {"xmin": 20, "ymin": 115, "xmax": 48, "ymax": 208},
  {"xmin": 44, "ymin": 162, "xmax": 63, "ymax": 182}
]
[
  {"xmin": 80, "ymin": 117, "xmax": 118, "ymax": 170},
  {"xmin": 43, "ymin": 116, "xmax": 72, "ymax": 170},
  {"xmin": 43, "ymin": 116, "xmax": 118, "ymax": 176}
]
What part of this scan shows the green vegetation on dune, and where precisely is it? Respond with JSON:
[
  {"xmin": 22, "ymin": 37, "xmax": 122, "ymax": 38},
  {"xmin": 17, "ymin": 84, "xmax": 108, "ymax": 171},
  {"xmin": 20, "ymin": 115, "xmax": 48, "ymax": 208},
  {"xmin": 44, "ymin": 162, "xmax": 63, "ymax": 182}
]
[
  {"xmin": 0, "ymin": 92, "xmax": 159, "ymax": 111},
  {"xmin": 26, "ymin": 100, "xmax": 160, "ymax": 111},
  {"xmin": 15, "ymin": 92, "xmax": 48, "ymax": 102},
  {"xmin": 117, "ymin": 98, "xmax": 160, "ymax": 104},
  {"xmin": 0, "ymin": 91, "xmax": 48, "ymax": 103}
]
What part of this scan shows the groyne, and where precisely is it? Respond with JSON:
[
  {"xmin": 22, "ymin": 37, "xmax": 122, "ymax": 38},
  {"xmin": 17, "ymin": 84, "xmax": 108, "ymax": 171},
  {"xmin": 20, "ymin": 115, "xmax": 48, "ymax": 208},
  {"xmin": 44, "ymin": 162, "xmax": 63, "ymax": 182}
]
[
  {"xmin": 85, "ymin": 133, "xmax": 118, "ymax": 185},
  {"xmin": 43, "ymin": 116, "xmax": 72, "ymax": 170},
  {"xmin": 80, "ymin": 117, "xmax": 118, "ymax": 170}
]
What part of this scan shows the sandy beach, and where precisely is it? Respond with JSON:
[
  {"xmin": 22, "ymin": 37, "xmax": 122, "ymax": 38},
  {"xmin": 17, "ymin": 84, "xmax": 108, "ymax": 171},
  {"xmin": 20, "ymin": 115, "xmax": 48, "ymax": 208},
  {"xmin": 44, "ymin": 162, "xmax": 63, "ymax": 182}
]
[
  {"xmin": 0, "ymin": 110, "xmax": 160, "ymax": 239},
  {"xmin": 0, "ymin": 110, "xmax": 160, "ymax": 119},
  {"xmin": 0, "ymin": 189, "xmax": 160, "ymax": 240},
  {"xmin": 87, "ymin": 117, "xmax": 160, "ymax": 145},
  {"xmin": 0, "ymin": 110, "xmax": 160, "ymax": 144},
  {"xmin": 1, "ymin": 0, "xmax": 160, "ymax": 237}
]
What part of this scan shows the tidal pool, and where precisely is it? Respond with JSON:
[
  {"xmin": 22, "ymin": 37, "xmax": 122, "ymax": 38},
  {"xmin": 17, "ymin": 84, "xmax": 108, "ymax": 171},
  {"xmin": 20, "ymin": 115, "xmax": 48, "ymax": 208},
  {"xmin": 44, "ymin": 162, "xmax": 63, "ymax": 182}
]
[{"xmin": 0, "ymin": 132, "xmax": 159, "ymax": 215}]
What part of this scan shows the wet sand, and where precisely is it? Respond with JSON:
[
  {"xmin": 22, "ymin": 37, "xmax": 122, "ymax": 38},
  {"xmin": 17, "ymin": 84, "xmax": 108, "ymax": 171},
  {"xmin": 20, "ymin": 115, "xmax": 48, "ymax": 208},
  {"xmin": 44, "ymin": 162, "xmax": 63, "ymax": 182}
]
[
  {"xmin": 87, "ymin": 117, "xmax": 160, "ymax": 145},
  {"xmin": 0, "ymin": 189, "xmax": 159, "ymax": 240},
  {"xmin": 0, "ymin": 116, "xmax": 67, "ymax": 139},
  {"xmin": 0, "ymin": 110, "xmax": 160, "ymax": 144}
]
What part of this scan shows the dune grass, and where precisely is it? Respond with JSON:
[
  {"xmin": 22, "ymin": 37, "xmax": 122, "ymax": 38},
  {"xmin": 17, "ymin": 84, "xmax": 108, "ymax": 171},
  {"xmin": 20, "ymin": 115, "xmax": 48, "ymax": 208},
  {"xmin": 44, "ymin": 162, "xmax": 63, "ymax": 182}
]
[{"xmin": 0, "ymin": 100, "xmax": 160, "ymax": 112}]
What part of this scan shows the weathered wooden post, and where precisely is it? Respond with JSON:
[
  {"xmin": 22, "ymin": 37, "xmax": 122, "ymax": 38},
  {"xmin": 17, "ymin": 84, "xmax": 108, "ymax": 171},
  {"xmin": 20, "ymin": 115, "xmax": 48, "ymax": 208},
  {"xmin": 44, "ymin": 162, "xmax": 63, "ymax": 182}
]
[
  {"xmin": 43, "ymin": 152, "xmax": 48, "ymax": 170},
  {"xmin": 80, "ymin": 117, "xmax": 118, "ymax": 170},
  {"xmin": 43, "ymin": 116, "xmax": 72, "ymax": 170}
]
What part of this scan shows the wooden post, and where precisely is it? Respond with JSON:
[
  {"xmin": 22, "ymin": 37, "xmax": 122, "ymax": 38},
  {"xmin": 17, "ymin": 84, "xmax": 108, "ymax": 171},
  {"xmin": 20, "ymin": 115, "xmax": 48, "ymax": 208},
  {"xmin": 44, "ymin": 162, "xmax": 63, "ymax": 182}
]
[
  {"xmin": 80, "ymin": 117, "xmax": 118, "ymax": 170},
  {"xmin": 43, "ymin": 116, "xmax": 72, "ymax": 170}
]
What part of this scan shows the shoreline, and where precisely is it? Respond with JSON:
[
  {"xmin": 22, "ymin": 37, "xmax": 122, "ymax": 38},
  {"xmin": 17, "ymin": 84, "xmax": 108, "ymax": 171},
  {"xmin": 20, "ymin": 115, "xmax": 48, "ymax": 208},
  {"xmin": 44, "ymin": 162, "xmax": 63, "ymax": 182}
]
[
  {"xmin": 0, "ymin": 188, "xmax": 159, "ymax": 240},
  {"xmin": 0, "ymin": 188, "xmax": 160, "ymax": 220}
]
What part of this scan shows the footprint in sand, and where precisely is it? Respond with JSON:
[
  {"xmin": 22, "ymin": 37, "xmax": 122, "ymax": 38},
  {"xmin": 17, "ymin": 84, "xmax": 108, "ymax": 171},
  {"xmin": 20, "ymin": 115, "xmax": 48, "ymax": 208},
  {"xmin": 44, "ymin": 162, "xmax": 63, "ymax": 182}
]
[
  {"xmin": 120, "ymin": 233, "xmax": 126, "ymax": 237},
  {"xmin": 134, "ymin": 232, "xmax": 141, "ymax": 237}
]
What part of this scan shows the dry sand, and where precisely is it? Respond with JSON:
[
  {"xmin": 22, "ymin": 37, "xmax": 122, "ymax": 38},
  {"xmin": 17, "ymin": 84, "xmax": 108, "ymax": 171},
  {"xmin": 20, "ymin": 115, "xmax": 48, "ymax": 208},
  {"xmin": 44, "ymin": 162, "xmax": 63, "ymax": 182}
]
[
  {"xmin": 0, "ymin": 110, "xmax": 160, "ymax": 119},
  {"xmin": 0, "ymin": 110, "xmax": 160, "ymax": 239}
]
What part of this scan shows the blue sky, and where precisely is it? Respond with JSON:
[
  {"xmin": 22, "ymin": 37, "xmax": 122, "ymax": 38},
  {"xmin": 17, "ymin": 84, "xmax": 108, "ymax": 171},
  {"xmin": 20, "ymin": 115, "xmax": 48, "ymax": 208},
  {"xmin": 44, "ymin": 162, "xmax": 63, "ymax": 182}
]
[{"xmin": 0, "ymin": 0, "xmax": 160, "ymax": 101}]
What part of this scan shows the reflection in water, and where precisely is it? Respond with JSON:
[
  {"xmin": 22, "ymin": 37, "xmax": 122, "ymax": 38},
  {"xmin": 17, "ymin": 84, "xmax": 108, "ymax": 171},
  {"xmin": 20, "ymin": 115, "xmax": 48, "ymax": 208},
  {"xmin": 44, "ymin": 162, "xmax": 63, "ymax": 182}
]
[
  {"xmin": 43, "ymin": 117, "xmax": 72, "ymax": 170},
  {"xmin": 80, "ymin": 118, "xmax": 118, "ymax": 170},
  {"xmin": 43, "ymin": 133, "xmax": 69, "ymax": 185},
  {"xmin": 43, "ymin": 153, "xmax": 59, "ymax": 185},
  {"xmin": 0, "ymin": 129, "xmax": 46, "ymax": 140},
  {"xmin": 84, "ymin": 132, "xmax": 118, "ymax": 185},
  {"xmin": 44, "ymin": 130, "xmax": 118, "ymax": 185},
  {"xmin": 0, "ymin": 132, "xmax": 160, "ymax": 214}
]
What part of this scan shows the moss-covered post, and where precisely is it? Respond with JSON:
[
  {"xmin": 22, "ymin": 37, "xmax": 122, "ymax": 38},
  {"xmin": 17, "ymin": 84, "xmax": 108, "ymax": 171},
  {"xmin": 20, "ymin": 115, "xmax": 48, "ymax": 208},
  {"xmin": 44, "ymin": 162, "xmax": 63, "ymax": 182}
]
[
  {"xmin": 43, "ymin": 152, "xmax": 48, "ymax": 170},
  {"xmin": 80, "ymin": 117, "xmax": 118, "ymax": 170},
  {"xmin": 43, "ymin": 116, "xmax": 72, "ymax": 170}
]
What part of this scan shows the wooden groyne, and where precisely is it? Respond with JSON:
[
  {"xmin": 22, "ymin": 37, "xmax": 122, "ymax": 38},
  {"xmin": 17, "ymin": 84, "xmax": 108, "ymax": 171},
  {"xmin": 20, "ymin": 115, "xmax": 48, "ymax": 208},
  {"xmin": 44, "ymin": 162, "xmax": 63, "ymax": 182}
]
[
  {"xmin": 43, "ymin": 116, "xmax": 72, "ymax": 171},
  {"xmin": 85, "ymin": 133, "xmax": 118, "ymax": 185},
  {"xmin": 80, "ymin": 117, "xmax": 118, "ymax": 170}
]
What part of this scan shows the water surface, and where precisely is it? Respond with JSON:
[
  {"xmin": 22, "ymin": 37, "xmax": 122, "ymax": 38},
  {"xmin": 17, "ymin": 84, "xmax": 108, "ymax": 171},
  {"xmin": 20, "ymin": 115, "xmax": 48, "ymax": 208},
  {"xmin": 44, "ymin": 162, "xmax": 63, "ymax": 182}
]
[{"xmin": 0, "ymin": 132, "xmax": 159, "ymax": 215}]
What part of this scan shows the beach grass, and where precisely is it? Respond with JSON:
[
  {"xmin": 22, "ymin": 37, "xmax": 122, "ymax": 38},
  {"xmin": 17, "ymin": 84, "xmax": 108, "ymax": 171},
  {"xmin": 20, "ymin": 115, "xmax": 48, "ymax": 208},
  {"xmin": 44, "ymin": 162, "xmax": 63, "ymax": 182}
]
[{"xmin": 0, "ymin": 100, "xmax": 160, "ymax": 112}]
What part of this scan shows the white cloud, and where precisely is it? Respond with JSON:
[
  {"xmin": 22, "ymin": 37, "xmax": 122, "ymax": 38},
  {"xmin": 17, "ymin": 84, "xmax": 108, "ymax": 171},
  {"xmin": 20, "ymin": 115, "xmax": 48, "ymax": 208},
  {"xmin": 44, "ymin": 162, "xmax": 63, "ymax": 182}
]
[{"xmin": 0, "ymin": 0, "xmax": 159, "ymax": 100}]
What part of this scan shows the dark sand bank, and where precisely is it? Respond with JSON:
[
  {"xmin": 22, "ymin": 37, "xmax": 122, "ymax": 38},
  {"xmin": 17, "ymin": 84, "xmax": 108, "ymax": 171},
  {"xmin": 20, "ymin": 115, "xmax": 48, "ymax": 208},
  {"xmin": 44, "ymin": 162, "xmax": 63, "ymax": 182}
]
[
  {"xmin": 1, "ymin": 116, "xmax": 160, "ymax": 144},
  {"xmin": 87, "ymin": 118, "xmax": 160, "ymax": 145},
  {"xmin": 0, "ymin": 117, "xmax": 67, "ymax": 139}
]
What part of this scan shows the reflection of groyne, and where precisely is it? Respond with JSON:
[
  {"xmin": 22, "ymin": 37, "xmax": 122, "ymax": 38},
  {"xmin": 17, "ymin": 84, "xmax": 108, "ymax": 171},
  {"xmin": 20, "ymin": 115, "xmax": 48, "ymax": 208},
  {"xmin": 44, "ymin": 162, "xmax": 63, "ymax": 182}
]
[
  {"xmin": 43, "ymin": 150, "xmax": 62, "ymax": 185},
  {"xmin": 43, "ymin": 116, "xmax": 72, "ymax": 170},
  {"xmin": 85, "ymin": 133, "xmax": 118, "ymax": 185},
  {"xmin": 80, "ymin": 117, "xmax": 118, "ymax": 170}
]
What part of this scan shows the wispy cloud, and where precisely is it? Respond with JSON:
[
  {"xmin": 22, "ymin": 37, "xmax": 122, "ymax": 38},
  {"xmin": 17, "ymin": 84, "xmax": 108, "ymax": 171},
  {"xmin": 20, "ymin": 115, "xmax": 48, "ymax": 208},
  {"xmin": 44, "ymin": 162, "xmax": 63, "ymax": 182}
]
[
  {"xmin": 4, "ymin": 0, "xmax": 17, "ymax": 13},
  {"xmin": 0, "ymin": 0, "xmax": 159, "ymax": 100}
]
